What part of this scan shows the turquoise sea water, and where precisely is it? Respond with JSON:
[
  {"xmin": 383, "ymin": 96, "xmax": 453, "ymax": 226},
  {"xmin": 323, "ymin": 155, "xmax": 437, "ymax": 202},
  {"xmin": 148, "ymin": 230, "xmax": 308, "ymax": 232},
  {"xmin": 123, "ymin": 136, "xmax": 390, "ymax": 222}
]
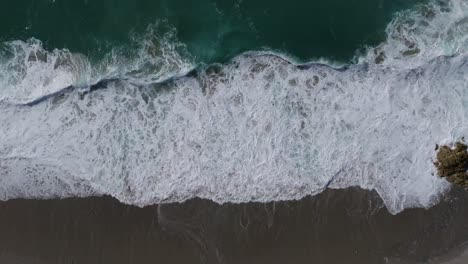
[{"xmin": 1, "ymin": 0, "xmax": 426, "ymax": 63}]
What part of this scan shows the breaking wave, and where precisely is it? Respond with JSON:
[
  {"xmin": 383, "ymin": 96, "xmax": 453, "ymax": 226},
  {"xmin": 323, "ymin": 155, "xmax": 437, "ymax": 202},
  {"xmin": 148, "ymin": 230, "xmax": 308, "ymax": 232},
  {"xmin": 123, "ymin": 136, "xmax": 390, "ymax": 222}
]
[{"xmin": 0, "ymin": 0, "xmax": 467, "ymax": 214}]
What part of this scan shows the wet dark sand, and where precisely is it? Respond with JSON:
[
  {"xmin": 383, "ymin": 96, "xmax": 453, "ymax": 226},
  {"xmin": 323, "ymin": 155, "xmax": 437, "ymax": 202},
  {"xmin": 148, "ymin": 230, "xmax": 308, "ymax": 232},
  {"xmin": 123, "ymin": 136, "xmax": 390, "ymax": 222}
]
[{"xmin": 1, "ymin": 187, "xmax": 468, "ymax": 264}]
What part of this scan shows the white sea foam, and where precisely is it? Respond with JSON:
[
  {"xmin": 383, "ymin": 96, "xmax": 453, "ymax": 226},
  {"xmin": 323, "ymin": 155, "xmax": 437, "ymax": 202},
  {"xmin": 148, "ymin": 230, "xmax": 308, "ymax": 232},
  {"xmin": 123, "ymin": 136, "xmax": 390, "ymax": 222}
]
[
  {"xmin": 0, "ymin": 25, "xmax": 193, "ymax": 104},
  {"xmin": 0, "ymin": 39, "xmax": 89, "ymax": 104},
  {"xmin": 360, "ymin": 0, "xmax": 468, "ymax": 67},
  {"xmin": 0, "ymin": 0, "xmax": 467, "ymax": 214}
]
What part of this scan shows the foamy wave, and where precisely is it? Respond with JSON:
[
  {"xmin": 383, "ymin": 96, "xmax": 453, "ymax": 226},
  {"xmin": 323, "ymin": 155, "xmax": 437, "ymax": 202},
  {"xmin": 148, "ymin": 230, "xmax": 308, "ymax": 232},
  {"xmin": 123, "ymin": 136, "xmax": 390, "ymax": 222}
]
[
  {"xmin": 361, "ymin": 0, "xmax": 468, "ymax": 67},
  {"xmin": 0, "ymin": 0, "xmax": 467, "ymax": 214},
  {"xmin": 0, "ymin": 24, "xmax": 193, "ymax": 105},
  {"xmin": 0, "ymin": 39, "xmax": 91, "ymax": 104}
]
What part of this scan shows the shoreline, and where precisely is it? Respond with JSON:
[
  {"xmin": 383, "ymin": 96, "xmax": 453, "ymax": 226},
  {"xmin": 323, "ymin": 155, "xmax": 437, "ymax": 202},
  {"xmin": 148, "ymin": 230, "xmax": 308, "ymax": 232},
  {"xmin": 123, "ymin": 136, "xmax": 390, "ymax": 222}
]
[{"xmin": 2, "ymin": 187, "xmax": 468, "ymax": 264}]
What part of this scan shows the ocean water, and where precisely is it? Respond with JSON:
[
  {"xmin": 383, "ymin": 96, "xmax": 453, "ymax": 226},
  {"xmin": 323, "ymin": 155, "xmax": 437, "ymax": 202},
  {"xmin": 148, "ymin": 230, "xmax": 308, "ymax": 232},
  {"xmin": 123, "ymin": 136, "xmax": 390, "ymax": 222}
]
[
  {"xmin": 0, "ymin": 0, "xmax": 425, "ymax": 62},
  {"xmin": 0, "ymin": 0, "xmax": 467, "ymax": 214}
]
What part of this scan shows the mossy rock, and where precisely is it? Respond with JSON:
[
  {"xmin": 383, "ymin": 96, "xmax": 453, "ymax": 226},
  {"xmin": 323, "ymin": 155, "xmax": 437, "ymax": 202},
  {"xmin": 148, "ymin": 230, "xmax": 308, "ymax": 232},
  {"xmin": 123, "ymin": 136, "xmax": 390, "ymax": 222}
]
[{"xmin": 434, "ymin": 141, "xmax": 468, "ymax": 189}]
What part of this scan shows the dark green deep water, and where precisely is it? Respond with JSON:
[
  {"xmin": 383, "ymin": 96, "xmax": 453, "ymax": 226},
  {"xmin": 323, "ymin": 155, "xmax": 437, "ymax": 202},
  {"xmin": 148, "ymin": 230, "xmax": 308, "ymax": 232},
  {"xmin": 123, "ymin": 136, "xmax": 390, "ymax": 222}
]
[{"xmin": 0, "ymin": 0, "xmax": 426, "ymax": 63}]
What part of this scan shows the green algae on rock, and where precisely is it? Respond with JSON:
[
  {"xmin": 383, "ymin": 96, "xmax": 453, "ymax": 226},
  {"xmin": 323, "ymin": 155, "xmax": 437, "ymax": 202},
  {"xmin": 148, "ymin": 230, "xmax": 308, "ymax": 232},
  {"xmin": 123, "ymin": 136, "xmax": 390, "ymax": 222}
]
[{"xmin": 434, "ymin": 141, "xmax": 468, "ymax": 189}]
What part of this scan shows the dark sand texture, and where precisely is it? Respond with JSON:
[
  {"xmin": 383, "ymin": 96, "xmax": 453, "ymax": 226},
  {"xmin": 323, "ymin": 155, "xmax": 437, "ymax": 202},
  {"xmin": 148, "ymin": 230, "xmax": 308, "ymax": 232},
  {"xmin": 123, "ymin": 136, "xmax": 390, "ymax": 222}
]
[{"xmin": 1, "ymin": 187, "xmax": 468, "ymax": 264}]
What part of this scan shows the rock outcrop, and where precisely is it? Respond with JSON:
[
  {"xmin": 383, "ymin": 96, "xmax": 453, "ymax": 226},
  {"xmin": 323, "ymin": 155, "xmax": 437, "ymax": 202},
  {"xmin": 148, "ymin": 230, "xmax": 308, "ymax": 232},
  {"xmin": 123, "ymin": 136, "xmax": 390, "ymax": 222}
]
[{"xmin": 434, "ymin": 141, "xmax": 468, "ymax": 189}]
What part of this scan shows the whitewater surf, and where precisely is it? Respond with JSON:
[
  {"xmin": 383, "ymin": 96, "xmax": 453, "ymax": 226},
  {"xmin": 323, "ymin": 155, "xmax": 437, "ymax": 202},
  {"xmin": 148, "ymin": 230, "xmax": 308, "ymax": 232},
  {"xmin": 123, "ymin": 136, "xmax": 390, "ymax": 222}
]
[{"xmin": 0, "ymin": 0, "xmax": 467, "ymax": 216}]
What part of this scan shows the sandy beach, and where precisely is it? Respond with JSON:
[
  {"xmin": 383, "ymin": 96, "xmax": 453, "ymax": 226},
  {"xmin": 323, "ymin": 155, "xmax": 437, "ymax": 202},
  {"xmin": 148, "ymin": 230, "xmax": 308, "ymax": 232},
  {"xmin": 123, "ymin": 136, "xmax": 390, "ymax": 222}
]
[{"xmin": 1, "ymin": 187, "xmax": 468, "ymax": 264}]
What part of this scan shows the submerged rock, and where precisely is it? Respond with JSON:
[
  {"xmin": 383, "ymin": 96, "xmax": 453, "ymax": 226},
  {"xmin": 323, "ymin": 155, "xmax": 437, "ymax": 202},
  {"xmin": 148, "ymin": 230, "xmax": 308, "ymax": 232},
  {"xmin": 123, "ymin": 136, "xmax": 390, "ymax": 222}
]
[{"xmin": 434, "ymin": 141, "xmax": 468, "ymax": 189}]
